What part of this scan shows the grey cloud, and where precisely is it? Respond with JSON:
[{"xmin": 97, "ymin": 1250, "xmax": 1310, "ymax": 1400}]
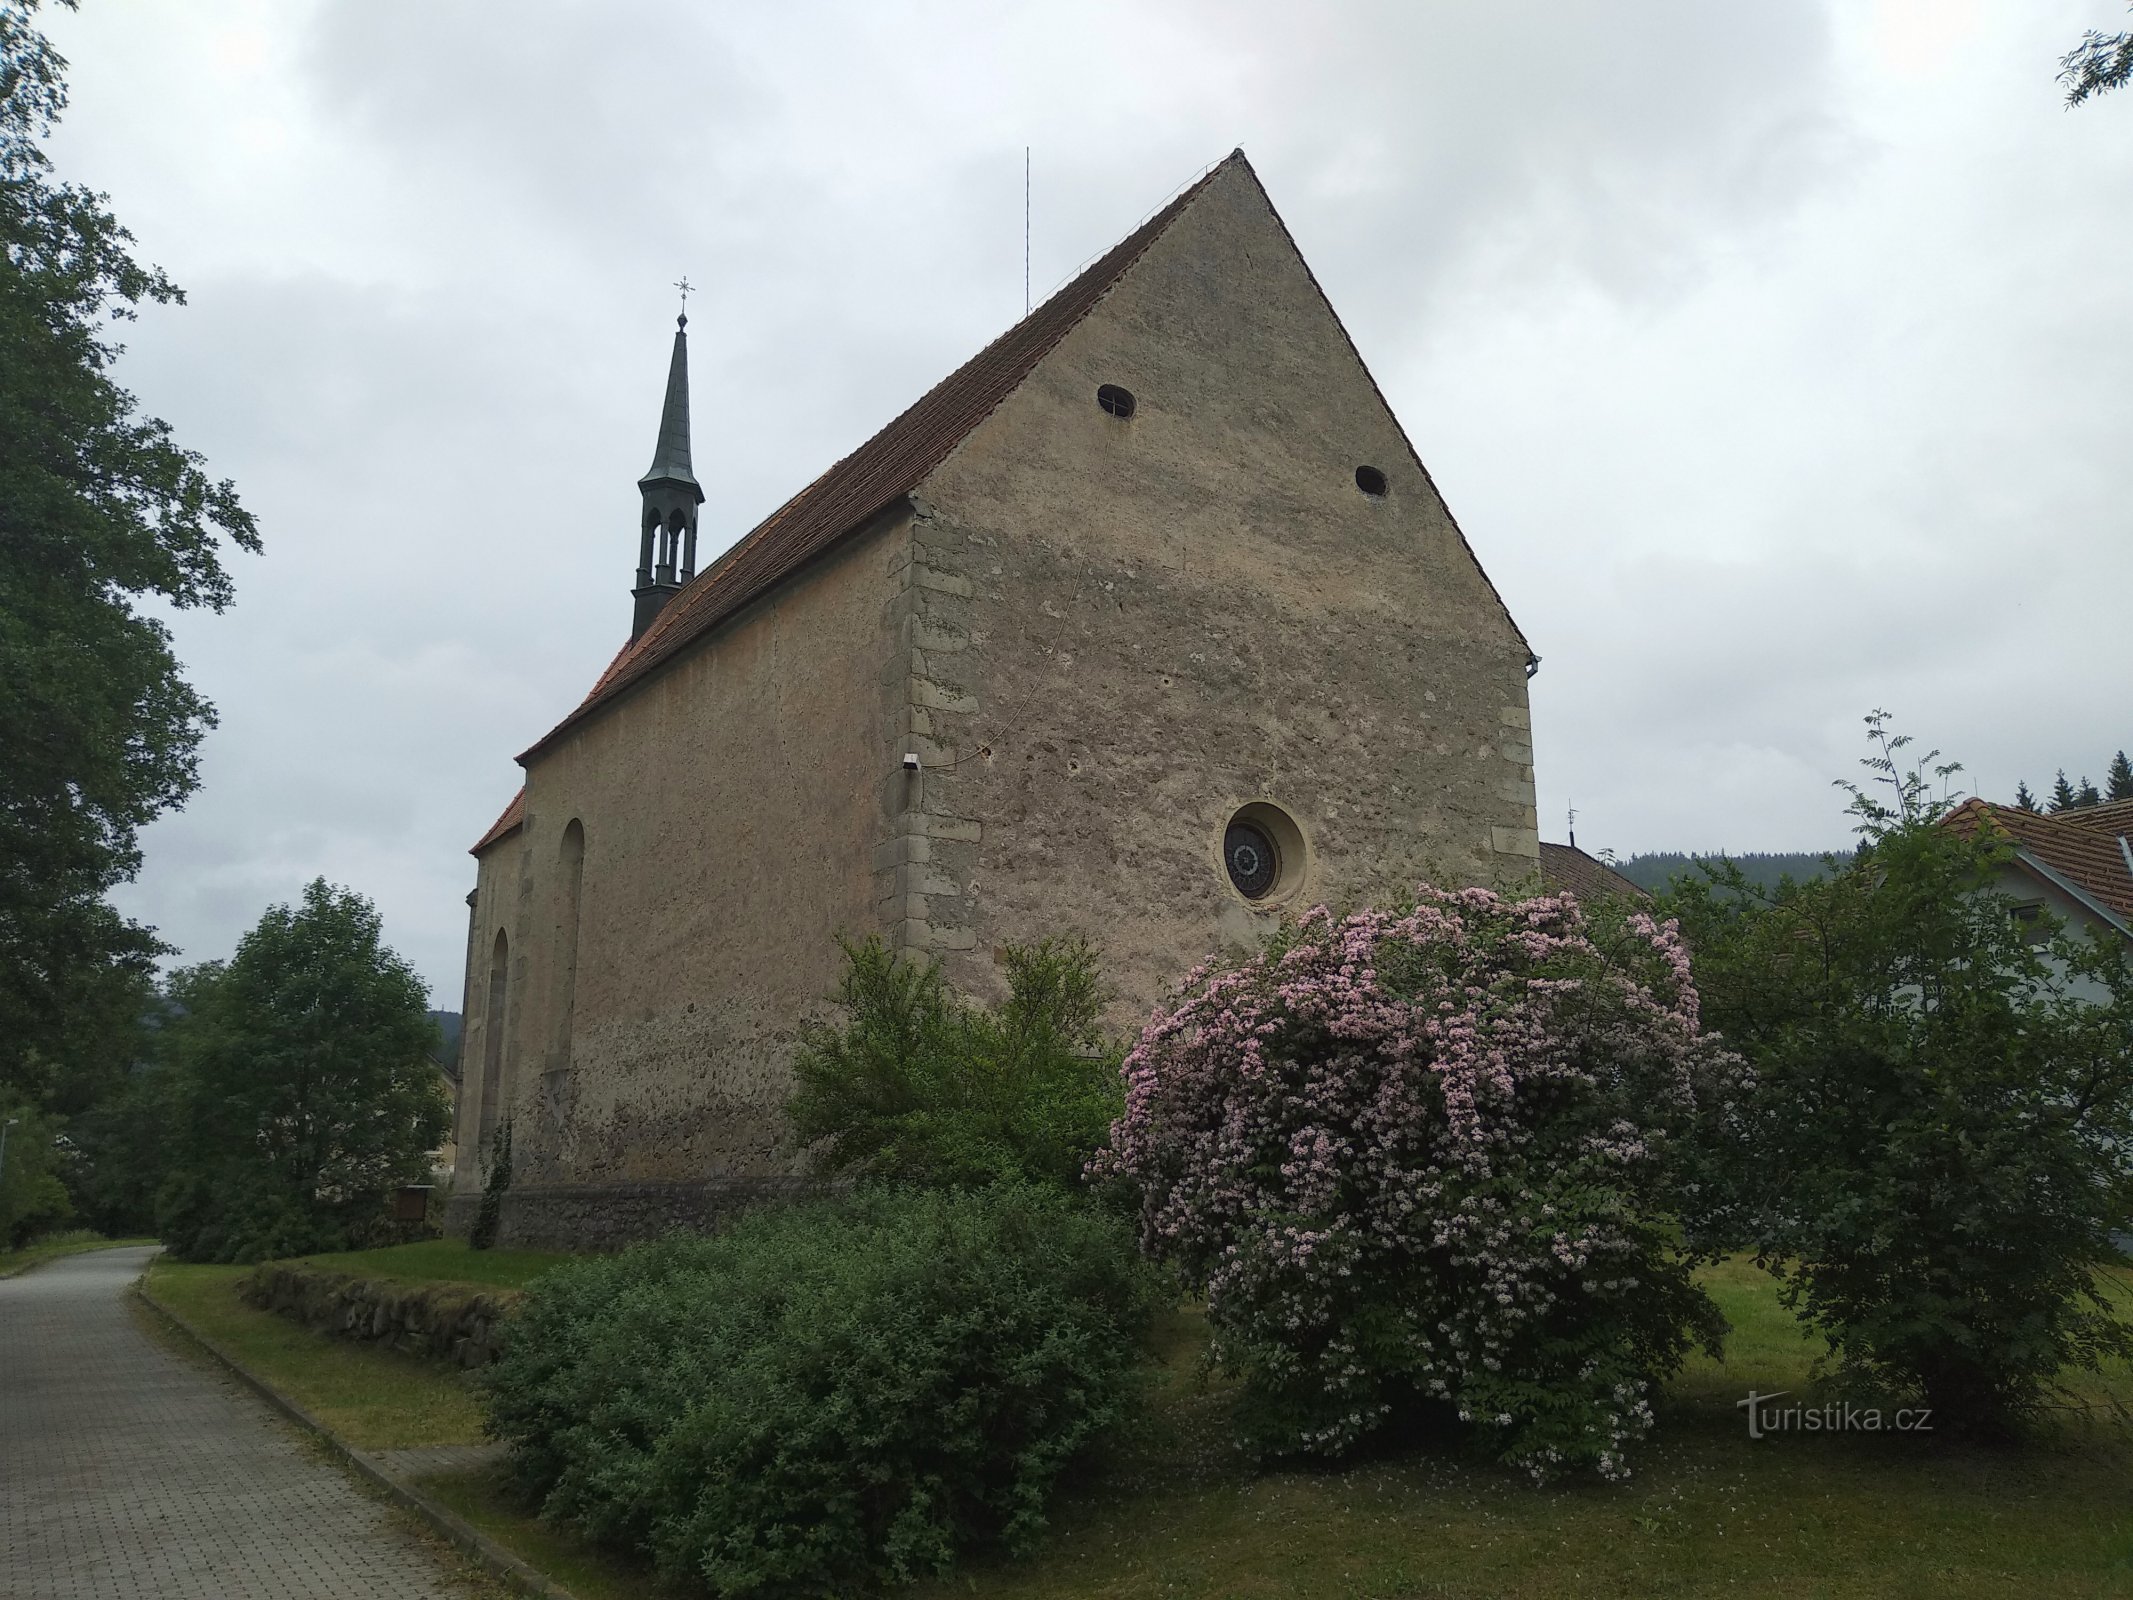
[{"xmin": 43, "ymin": 2, "xmax": 2133, "ymax": 1000}]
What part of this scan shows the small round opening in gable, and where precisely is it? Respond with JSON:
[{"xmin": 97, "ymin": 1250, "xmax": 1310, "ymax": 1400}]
[
  {"xmin": 1221, "ymin": 802, "xmax": 1307, "ymax": 904},
  {"xmin": 1096, "ymin": 383, "xmax": 1136, "ymax": 419},
  {"xmin": 1355, "ymin": 465, "xmax": 1389, "ymax": 497}
]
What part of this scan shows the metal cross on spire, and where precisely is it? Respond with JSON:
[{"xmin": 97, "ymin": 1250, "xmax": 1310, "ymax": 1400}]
[{"xmin": 674, "ymin": 275, "xmax": 694, "ymax": 327}]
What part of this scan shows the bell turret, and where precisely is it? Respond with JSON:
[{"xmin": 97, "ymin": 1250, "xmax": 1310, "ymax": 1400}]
[{"xmin": 632, "ymin": 314, "xmax": 705, "ymax": 639}]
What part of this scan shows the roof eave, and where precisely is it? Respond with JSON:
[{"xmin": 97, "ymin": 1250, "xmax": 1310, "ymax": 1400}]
[
  {"xmin": 2010, "ymin": 847, "xmax": 2133, "ymax": 939},
  {"xmin": 515, "ymin": 493, "xmax": 916, "ymax": 767}
]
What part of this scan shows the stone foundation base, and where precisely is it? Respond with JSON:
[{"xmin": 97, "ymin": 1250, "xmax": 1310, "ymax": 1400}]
[{"xmin": 442, "ymin": 1177, "xmax": 825, "ymax": 1254}]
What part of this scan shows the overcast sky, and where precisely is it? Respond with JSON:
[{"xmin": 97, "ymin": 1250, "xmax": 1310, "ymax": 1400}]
[{"xmin": 40, "ymin": 0, "xmax": 2133, "ymax": 1005}]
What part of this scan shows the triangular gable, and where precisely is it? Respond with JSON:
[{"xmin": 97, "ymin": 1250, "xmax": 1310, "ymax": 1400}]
[
  {"xmin": 999, "ymin": 153, "xmax": 1529, "ymax": 657},
  {"xmin": 520, "ymin": 154, "xmax": 1247, "ymax": 763}
]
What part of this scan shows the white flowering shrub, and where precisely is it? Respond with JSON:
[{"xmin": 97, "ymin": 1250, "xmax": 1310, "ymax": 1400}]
[{"xmin": 1095, "ymin": 887, "xmax": 1744, "ymax": 1480}]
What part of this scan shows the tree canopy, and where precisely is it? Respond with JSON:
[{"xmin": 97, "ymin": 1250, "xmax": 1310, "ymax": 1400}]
[
  {"xmin": 1662, "ymin": 716, "xmax": 2133, "ymax": 1431},
  {"xmin": 2061, "ymin": 6, "xmax": 2133, "ymax": 105},
  {"xmin": 0, "ymin": 0, "xmax": 259, "ymax": 1104},
  {"xmin": 155, "ymin": 879, "xmax": 446, "ymax": 1262}
]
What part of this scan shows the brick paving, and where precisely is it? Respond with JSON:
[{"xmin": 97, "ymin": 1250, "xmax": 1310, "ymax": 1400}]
[{"xmin": 0, "ymin": 1246, "xmax": 477, "ymax": 1599}]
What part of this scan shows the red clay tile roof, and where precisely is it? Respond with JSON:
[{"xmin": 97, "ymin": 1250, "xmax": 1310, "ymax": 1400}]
[
  {"xmin": 1943, "ymin": 797, "xmax": 2133, "ymax": 924},
  {"xmin": 470, "ymin": 787, "xmax": 524, "ymax": 856},
  {"xmin": 519, "ymin": 153, "xmax": 1248, "ymax": 763},
  {"xmin": 2062, "ymin": 796, "xmax": 2133, "ymax": 836},
  {"xmin": 1538, "ymin": 841, "xmax": 1652, "ymax": 904}
]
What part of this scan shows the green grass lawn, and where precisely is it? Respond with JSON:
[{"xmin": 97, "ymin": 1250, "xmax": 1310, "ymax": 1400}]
[
  {"xmin": 139, "ymin": 1257, "xmax": 487, "ymax": 1450},
  {"xmin": 902, "ymin": 1263, "xmax": 2133, "ymax": 1600},
  {"xmin": 0, "ymin": 1229, "xmax": 155, "ymax": 1278},
  {"xmin": 138, "ymin": 1251, "xmax": 2133, "ymax": 1598},
  {"xmin": 278, "ymin": 1238, "xmax": 575, "ymax": 1292}
]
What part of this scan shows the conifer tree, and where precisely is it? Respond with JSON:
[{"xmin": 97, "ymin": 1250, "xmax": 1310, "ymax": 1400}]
[
  {"xmin": 2015, "ymin": 780, "xmax": 2038, "ymax": 811},
  {"xmin": 2050, "ymin": 770, "xmax": 2078, "ymax": 812},
  {"xmin": 2075, "ymin": 777, "xmax": 2103, "ymax": 808},
  {"xmin": 2108, "ymin": 751, "xmax": 2133, "ymax": 802}
]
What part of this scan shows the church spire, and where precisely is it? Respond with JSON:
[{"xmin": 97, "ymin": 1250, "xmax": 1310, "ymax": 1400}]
[{"xmin": 632, "ymin": 310, "xmax": 706, "ymax": 639}]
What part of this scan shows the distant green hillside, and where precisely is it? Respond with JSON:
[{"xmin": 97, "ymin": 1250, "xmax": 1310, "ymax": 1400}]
[
  {"xmin": 428, "ymin": 1010, "xmax": 462, "ymax": 1074},
  {"xmin": 1613, "ymin": 850, "xmax": 1848, "ymax": 896}
]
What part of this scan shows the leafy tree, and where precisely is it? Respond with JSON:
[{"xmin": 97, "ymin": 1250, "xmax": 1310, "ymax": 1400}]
[
  {"xmin": 1, "ymin": 0, "xmax": 259, "ymax": 1104},
  {"xmin": 2110, "ymin": 750, "xmax": 2133, "ymax": 802},
  {"xmin": 787, "ymin": 935, "xmax": 1123, "ymax": 1191},
  {"xmin": 1097, "ymin": 887, "xmax": 1743, "ymax": 1480},
  {"xmin": 59, "ymin": 1054, "xmax": 173, "ymax": 1235},
  {"xmin": 154, "ymin": 880, "xmax": 446, "ymax": 1262},
  {"xmin": 2061, "ymin": 6, "xmax": 2133, "ymax": 104},
  {"xmin": 2015, "ymin": 779, "xmax": 2038, "ymax": 812},
  {"xmin": 2050, "ymin": 769, "xmax": 2078, "ymax": 812},
  {"xmin": 0, "ymin": 1094, "xmax": 72, "ymax": 1245},
  {"xmin": 1662, "ymin": 714, "xmax": 2133, "ymax": 1434}
]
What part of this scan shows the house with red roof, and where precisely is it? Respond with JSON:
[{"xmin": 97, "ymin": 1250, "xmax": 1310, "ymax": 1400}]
[
  {"xmin": 452, "ymin": 153, "xmax": 1543, "ymax": 1247},
  {"xmin": 1942, "ymin": 797, "xmax": 2133, "ymax": 1003}
]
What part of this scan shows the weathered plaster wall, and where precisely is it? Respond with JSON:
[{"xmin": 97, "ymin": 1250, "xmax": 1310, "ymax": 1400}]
[
  {"xmin": 903, "ymin": 160, "xmax": 1538, "ymax": 1022},
  {"xmin": 453, "ymin": 837, "xmax": 529, "ymax": 1162},
  {"xmin": 458, "ymin": 509, "xmax": 909, "ymax": 1234},
  {"xmin": 453, "ymin": 161, "xmax": 1541, "ymax": 1247}
]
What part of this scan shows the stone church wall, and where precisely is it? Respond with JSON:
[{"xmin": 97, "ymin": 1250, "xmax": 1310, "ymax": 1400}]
[
  {"xmin": 899, "ymin": 159, "xmax": 1538, "ymax": 1024},
  {"xmin": 453, "ymin": 159, "xmax": 1541, "ymax": 1251},
  {"xmin": 452, "ymin": 510, "xmax": 911, "ymax": 1247}
]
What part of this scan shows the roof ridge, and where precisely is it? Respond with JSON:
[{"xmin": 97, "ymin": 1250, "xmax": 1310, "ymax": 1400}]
[{"xmin": 520, "ymin": 152, "xmax": 1248, "ymax": 764}]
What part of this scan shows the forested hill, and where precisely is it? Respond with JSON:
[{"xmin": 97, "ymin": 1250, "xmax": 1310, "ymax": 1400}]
[
  {"xmin": 428, "ymin": 1010, "xmax": 462, "ymax": 1072},
  {"xmin": 1613, "ymin": 851, "xmax": 1847, "ymax": 895}
]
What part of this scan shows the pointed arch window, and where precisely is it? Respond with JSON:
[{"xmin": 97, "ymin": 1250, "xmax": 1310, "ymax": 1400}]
[
  {"xmin": 479, "ymin": 928, "xmax": 511, "ymax": 1142},
  {"xmin": 555, "ymin": 821, "xmax": 586, "ymax": 1069}
]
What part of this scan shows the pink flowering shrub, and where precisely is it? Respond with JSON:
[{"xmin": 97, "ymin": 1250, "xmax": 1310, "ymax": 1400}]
[{"xmin": 1094, "ymin": 886, "xmax": 1744, "ymax": 1481}]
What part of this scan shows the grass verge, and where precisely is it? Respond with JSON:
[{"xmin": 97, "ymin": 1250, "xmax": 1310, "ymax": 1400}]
[
  {"xmin": 134, "ymin": 1251, "xmax": 2133, "ymax": 1599},
  {"xmin": 280, "ymin": 1238, "xmax": 575, "ymax": 1292},
  {"xmin": 139, "ymin": 1256, "xmax": 486, "ymax": 1450},
  {"xmin": 0, "ymin": 1230, "xmax": 155, "ymax": 1278},
  {"xmin": 417, "ymin": 1465, "xmax": 687, "ymax": 1600}
]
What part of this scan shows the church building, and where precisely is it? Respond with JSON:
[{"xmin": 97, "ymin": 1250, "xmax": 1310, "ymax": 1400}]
[{"xmin": 451, "ymin": 151, "xmax": 1541, "ymax": 1249}]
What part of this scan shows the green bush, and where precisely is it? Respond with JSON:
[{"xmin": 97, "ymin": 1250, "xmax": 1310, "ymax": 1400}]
[
  {"xmin": 787, "ymin": 935, "xmax": 1122, "ymax": 1191},
  {"xmin": 483, "ymin": 1184, "xmax": 1167, "ymax": 1597},
  {"xmin": 1664, "ymin": 715, "xmax": 2133, "ymax": 1432}
]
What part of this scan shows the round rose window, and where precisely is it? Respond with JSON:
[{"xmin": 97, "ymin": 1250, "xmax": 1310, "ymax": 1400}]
[{"xmin": 1224, "ymin": 819, "xmax": 1279, "ymax": 899}]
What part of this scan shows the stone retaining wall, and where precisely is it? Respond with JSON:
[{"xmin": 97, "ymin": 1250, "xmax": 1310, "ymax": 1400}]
[
  {"xmin": 240, "ymin": 1263, "xmax": 517, "ymax": 1369},
  {"xmin": 442, "ymin": 1176, "xmax": 825, "ymax": 1253}
]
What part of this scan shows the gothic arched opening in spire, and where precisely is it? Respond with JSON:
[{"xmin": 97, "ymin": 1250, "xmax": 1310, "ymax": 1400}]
[{"xmin": 632, "ymin": 313, "xmax": 706, "ymax": 640}]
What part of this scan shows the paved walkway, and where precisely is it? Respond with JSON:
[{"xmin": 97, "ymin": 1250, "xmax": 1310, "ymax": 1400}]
[{"xmin": 0, "ymin": 1246, "xmax": 476, "ymax": 1599}]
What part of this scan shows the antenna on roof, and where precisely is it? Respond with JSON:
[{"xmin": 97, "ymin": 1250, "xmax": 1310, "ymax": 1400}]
[
  {"xmin": 1024, "ymin": 147, "xmax": 1031, "ymax": 316},
  {"xmin": 1567, "ymin": 800, "xmax": 1577, "ymax": 851}
]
